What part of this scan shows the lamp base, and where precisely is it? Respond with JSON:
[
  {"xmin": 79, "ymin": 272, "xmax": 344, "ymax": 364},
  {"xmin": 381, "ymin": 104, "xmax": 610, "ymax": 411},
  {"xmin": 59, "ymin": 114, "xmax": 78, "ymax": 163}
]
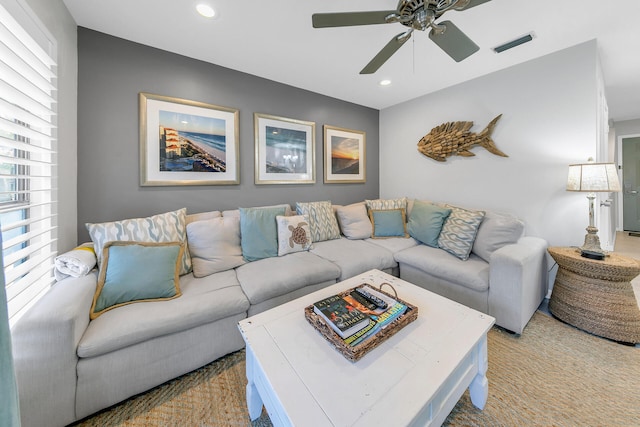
[
  {"xmin": 581, "ymin": 249, "xmax": 605, "ymax": 260},
  {"xmin": 580, "ymin": 225, "xmax": 605, "ymax": 260}
]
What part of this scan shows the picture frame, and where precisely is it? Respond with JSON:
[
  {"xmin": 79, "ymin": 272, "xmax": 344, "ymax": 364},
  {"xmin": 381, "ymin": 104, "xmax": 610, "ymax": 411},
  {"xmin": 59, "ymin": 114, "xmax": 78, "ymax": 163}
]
[
  {"xmin": 323, "ymin": 125, "xmax": 366, "ymax": 183},
  {"xmin": 139, "ymin": 92, "xmax": 240, "ymax": 186},
  {"xmin": 254, "ymin": 113, "xmax": 315, "ymax": 184}
]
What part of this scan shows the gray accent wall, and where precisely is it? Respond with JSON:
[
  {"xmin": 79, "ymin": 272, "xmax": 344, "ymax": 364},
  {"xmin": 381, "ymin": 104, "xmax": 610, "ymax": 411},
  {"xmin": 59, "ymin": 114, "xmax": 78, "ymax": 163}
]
[{"xmin": 77, "ymin": 28, "xmax": 379, "ymax": 243}]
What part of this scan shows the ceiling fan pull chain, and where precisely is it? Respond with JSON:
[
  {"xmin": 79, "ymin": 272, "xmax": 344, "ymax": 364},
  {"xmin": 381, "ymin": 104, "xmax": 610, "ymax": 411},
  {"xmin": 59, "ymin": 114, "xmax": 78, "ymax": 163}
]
[{"xmin": 413, "ymin": 35, "xmax": 416, "ymax": 74}]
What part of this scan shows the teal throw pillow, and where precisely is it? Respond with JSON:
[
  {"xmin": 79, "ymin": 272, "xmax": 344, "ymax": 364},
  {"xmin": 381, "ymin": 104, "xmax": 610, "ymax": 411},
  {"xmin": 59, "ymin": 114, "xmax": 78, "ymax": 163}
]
[
  {"xmin": 407, "ymin": 201, "xmax": 452, "ymax": 247},
  {"xmin": 369, "ymin": 209, "xmax": 408, "ymax": 238},
  {"xmin": 239, "ymin": 206, "xmax": 287, "ymax": 261},
  {"xmin": 90, "ymin": 241, "xmax": 184, "ymax": 319}
]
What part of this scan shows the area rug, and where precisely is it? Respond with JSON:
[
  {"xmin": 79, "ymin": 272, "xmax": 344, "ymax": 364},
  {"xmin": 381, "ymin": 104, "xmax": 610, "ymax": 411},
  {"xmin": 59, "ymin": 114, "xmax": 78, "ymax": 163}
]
[{"xmin": 74, "ymin": 311, "xmax": 639, "ymax": 426}]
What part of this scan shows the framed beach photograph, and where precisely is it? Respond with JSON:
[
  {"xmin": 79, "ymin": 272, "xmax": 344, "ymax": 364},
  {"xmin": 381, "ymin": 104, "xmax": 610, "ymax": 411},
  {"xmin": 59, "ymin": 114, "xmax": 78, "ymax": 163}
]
[
  {"xmin": 254, "ymin": 113, "xmax": 315, "ymax": 184},
  {"xmin": 139, "ymin": 93, "xmax": 239, "ymax": 186},
  {"xmin": 323, "ymin": 125, "xmax": 366, "ymax": 183}
]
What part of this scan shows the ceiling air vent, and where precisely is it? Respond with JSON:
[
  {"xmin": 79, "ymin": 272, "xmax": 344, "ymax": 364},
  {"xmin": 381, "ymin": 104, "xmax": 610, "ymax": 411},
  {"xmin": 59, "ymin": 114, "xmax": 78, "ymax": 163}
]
[{"xmin": 492, "ymin": 32, "xmax": 535, "ymax": 53}]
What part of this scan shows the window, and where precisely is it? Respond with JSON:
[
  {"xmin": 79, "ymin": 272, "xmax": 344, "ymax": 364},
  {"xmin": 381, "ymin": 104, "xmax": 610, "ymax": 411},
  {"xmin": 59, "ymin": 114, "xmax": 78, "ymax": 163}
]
[{"xmin": 0, "ymin": 2, "xmax": 57, "ymax": 326}]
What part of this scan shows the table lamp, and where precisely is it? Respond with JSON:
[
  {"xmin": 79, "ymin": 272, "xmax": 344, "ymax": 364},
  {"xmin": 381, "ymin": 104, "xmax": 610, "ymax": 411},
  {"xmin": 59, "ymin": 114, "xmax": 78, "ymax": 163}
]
[{"xmin": 566, "ymin": 158, "xmax": 621, "ymax": 259}]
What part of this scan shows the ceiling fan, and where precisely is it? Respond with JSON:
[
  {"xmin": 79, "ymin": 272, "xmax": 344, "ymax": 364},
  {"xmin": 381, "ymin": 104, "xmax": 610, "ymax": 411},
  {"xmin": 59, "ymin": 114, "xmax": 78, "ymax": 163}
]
[{"xmin": 312, "ymin": 0, "xmax": 492, "ymax": 74}]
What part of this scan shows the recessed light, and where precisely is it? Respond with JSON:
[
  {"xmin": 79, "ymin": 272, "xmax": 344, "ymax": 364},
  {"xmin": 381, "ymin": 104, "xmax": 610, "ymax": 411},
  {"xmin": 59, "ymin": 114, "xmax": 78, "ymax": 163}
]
[
  {"xmin": 196, "ymin": 4, "xmax": 216, "ymax": 18},
  {"xmin": 379, "ymin": 79, "xmax": 392, "ymax": 86}
]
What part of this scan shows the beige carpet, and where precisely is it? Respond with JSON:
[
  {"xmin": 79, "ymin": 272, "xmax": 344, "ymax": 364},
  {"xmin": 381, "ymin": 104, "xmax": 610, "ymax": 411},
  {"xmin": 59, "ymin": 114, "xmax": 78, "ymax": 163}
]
[{"xmin": 74, "ymin": 311, "xmax": 639, "ymax": 427}]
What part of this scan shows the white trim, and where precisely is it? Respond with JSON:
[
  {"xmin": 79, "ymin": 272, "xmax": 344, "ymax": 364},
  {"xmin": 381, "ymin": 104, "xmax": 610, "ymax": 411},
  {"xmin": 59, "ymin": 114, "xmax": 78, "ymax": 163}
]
[
  {"xmin": 617, "ymin": 133, "xmax": 640, "ymax": 232},
  {"xmin": 0, "ymin": 0, "xmax": 57, "ymax": 327}
]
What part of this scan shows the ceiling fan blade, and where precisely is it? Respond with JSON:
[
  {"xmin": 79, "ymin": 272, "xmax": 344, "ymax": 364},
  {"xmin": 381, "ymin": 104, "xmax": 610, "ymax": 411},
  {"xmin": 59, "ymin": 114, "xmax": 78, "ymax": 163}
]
[
  {"xmin": 360, "ymin": 31, "xmax": 412, "ymax": 75},
  {"xmin": 429, "ymin": 21, "xmax": 479, "ymax": 62},
  {"xmin": 454, "ymin": 0, "xmax": 492, "ymax": 11},
  {"xmin": 312, "ymin": 10, "xmax": 397, "ymax": 28}
]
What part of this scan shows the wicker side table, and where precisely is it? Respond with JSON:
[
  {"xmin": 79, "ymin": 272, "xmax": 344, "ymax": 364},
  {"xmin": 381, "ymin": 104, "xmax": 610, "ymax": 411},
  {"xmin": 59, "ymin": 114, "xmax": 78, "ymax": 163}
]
[{"xmin": 548, "ymin": 246, "xmax": 640, "ymax": 344}]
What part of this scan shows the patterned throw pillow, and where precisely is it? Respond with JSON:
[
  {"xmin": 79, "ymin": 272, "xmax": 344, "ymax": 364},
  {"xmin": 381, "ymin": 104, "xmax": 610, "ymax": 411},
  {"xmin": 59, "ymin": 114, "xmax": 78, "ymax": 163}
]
[
  {"xmin": 438, "ymin": 205, "xmax": 486, "ymax": 260},
  {"xmin": 276, "ymin": 215, "xmax": 312, "ymax": 256},
  {"xmin": 90, "ymin": 241, "xmax": 184, "ymax": 319},
  {"xmin": 86, "ymin": 208, "xmax": 191, "ymax": 275},
  {"xmin": 296, "ymin": 201, "xmax": 341, "ymax": 242},
  {"xmin": 365, "ymin": 197, "xmax": 408, "ymax": 212}
]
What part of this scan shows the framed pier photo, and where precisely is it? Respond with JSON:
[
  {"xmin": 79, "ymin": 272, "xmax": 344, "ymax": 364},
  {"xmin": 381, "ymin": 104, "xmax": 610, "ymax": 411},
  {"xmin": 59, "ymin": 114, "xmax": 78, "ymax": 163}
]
[
  {"xmin": 139, "ymin": 93, "xmax": 240, "ymax": 186},
  {"xmin": 254, "ymin": 113, "xmax": 315, "ymax": 184}
]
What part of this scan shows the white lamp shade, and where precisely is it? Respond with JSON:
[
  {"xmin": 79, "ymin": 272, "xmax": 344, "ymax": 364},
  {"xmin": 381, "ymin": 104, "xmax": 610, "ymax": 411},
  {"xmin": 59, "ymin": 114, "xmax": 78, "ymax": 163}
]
[{"xmin": 566, "ymin": 162, "xmax": 621, "ymax": 192}]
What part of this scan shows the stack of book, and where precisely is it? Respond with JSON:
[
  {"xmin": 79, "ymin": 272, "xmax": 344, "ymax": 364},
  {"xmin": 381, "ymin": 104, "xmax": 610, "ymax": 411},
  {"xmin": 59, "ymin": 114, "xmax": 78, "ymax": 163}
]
[{"xmin": 313, "ymin": 285, "xmax": 408, "ymax": 347}]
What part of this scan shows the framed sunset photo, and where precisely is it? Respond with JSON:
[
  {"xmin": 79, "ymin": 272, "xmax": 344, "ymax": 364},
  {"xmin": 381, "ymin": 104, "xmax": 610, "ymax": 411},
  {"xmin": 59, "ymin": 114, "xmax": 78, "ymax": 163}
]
[
  {"xmin": 323, "ymin": 125, "xmax": 366, "ymax": 183},
  {"xmin": 139, "ymin": 93, "xmax": 239, "ymax": 186}
]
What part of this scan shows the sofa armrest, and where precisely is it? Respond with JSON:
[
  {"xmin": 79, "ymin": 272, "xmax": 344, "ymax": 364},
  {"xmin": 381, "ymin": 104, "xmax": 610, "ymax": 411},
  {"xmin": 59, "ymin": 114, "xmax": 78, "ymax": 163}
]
[
  {"xmin": 488, "ymin": 236, "xmax": 548, "ymax": 334},
  {"xmin": 11, "ymin": 272, "xmax": 97, "ymax": 427}
]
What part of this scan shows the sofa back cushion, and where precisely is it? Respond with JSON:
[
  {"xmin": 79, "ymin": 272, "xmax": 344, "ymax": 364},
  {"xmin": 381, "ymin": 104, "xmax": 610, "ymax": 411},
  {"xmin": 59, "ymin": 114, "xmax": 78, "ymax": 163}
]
[
  {"xmin": 186, "ymin": 216, "xmax": 245, "ymax": 277},
  {"xmin": 472, "ymin": 211, "xmax": 525, "ymax": 262},
  {"xmin": 223, "ymin": 203, "xmax": 293, "ymax": 218},
  {"xmin": 186, "ymin": 210, "xmax": 221, "ymax": 225},
  {"xmin": 335, "ymin": 202, "xmax": 371, "ymax": 239}
]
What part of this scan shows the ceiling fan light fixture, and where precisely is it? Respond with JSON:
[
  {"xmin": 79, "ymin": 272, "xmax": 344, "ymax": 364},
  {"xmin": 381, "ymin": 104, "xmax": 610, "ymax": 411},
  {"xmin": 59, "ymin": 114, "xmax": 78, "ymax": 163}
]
[
  {"xmin": 492, "ymin": 32, "xmax": 535, "ymax": 53},
  {"xmin": 313, "ymin": 0, "xmax": 492, "ymax": 74},
  {"xmin": 196, "ymin": 4, "xmax": 216, "ymax": 18}
]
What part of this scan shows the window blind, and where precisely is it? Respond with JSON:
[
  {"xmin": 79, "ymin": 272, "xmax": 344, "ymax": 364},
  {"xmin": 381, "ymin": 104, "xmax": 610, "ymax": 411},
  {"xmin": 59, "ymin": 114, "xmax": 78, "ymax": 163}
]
[{"xmin": 0, "ymin": 2, "xmax": 57, "ymax": 326}]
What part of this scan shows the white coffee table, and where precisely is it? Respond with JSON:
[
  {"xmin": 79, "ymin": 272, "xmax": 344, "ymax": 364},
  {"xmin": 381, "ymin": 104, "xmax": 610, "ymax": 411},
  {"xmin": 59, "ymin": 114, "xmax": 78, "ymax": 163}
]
[{"xmin": 238, "ymin": 269, "xmax": 495, "ymax": 426}]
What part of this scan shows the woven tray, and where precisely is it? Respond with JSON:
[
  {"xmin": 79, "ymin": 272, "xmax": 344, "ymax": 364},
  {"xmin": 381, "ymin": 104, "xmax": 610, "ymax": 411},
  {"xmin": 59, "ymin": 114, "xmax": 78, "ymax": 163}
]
[{"xmin": 304, "ymin": 283, "xmax": 418, "ymax": 362}]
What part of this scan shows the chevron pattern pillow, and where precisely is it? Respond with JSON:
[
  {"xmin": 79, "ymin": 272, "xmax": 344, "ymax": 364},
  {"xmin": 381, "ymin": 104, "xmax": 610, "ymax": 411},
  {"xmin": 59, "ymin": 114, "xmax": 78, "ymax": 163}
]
[
  {"xmin": 296, "ymin": 201, "xmax": 341, "ymax": 242},
  {"xmin": 437, "ymin": 205, "xmax": 485, "ymax": 260},
  {"xmin": 365, "ymin": 197, "xmax": 407, "ymax": 212},
  {"xmin": 86, "ymin": 208, "xmax": 191, "ymax": 275}
]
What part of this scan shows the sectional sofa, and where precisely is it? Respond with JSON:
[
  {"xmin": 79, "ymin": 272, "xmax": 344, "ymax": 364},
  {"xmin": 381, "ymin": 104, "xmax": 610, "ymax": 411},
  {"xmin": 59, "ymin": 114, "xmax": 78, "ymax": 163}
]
[{"xmin": 10, "ymin": 198, "xmax": 548, "ymax": 427}]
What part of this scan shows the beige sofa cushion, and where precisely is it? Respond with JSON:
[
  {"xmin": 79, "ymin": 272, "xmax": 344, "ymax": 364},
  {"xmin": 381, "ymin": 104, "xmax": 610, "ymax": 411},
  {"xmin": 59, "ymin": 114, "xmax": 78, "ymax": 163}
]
[
  {"xmin": 335, "ymin": 202, "xmax": 371, "ymax": 239},
  {"xmin": 186, "ymin": 216, "xmax": 245, "ymax": 277},
  {"xmin": 78, "ymin": 269, "xmax": 249, "ymax": 358},
  {"xmin": 472, "ymin": 211, "xmax": 524, "ymax": 262}
]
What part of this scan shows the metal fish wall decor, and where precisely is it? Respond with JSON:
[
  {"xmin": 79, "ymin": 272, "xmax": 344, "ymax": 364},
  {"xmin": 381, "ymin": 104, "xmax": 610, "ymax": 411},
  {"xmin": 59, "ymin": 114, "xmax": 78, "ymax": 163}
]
[{"xmin": 417, "ymin": 114, "xmax": 507, "ymax": 162}]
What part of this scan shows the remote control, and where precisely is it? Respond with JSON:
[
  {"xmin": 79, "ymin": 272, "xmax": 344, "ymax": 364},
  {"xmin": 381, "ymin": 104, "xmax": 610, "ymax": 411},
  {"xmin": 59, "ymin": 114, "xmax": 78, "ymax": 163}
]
[
  {"xmin": 355, "ymin": 287, "xmax": 388, "ymax": 309},
  {"xmin": 349, "ymin": 291, "xmax": 377, "ymax": 310}
]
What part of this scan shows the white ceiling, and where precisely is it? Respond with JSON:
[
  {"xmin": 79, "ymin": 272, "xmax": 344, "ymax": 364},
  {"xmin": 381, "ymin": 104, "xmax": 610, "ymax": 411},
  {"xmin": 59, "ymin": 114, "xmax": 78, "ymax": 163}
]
[{"xmin": 62, "ymin": 0, "xmax": 640, "ymax": 121}]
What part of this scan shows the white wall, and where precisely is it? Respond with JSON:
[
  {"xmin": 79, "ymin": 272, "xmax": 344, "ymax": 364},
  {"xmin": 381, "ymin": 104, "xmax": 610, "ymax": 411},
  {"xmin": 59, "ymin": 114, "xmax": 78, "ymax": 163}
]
[
  {"xmin": 22, "ymin": 0, "xmax": 78, "ymax": 252},
  {"xmin": 380, "ymin": 41, "xmax": 599, "ymax": 249},
  {"xmin": 614, "ymin": 119, "xmax": 640, "ymax": 138}
]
